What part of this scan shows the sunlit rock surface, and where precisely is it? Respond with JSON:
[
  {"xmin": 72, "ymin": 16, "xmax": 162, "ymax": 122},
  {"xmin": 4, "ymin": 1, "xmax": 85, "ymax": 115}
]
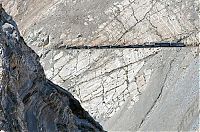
[
  {"xmin": 1, "ymin": 0, "xmax": 200, "ymax": 131},
  {"xmin": 0, "ymin": 6, "xmax": 104, "ymax": 131},
  {"xmin": 41, "ymin": 47, "xmax": 199, "ymax": 131},
  {"xmin": 1, "ymin": 0, "xmax": 199, "ymax": 47}
]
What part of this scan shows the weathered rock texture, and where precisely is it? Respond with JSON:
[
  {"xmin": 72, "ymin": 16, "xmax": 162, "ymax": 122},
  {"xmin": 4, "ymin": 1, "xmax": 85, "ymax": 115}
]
[
  {"xmin": 0, "ymin": 6, "xmax": 104, "ymax": 132},
  {"xmin": 41, "ymin": 46, "xmax": 199, "ymax": 131},
  {"xmin": 103, "ymin": 47, "xmax": 199, "ymax": 131},
  {"xmin": 0, "ymin": 0, "xmax": 199, "ymax": 131},
  {"xmin": 1, "ymin": 0, "xmax": 199, "ymax": 47}
]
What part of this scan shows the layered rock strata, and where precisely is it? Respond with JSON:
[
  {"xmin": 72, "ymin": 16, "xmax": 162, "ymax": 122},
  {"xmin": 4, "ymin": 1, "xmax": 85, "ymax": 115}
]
[
  {"xmin": 1, "ymin": 0, "xmax": 199, "ymax": 47},
  {"xmin": 0, "ymin": 1, "xmax": 199, "ymax": 131},
  {"xmin": 0, "ymin": 6, "xmax": 104, "ymax": 132},
  {"xmin": 42, "ymin": 46, "xmax": 199, "ymax": 132}
]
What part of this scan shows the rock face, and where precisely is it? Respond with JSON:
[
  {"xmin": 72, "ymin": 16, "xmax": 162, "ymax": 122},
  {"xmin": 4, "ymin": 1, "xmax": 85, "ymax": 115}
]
[
  {"xmin": 41, "ymin": 46, "xmax": 199, "ymax": 131},
  {"xmin": 0, "ymin": 0, "xmax": 199, "ymax": 131},
  {"xmin": 0, "ymin": 6, "xmax": 103, "ymax": 131},
  {"xmin": 1, "ymin": 0, "xmax": 199, "ymax": 47},
  {"xmin": 103, "ymin": 47, "xmax": 199, "ymax": 131}
]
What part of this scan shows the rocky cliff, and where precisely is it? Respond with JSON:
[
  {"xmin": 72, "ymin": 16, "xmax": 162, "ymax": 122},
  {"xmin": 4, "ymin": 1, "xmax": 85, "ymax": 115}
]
[
  {"xmin": 0, "ymin": 0, "xmax": 199, "ymax": 131},
  {"xmin": 0, "ymin": 6, "xmax": 103, "ymax": 132},
  {"xmin": 1, "ymin": 0, "xmax": 199, "ymax": 47}
]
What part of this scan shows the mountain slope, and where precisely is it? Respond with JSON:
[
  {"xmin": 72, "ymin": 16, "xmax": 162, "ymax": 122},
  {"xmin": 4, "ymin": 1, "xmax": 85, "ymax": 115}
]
[
  {"xmin": 1, "ymin": 0, "xmax": 199, "ymax": 48},
  {"xmin": 0, "ymin": 0, "xmax": 199, "ymax": 131},
  {"xmin": 0, "ymin": 6, "xmax": 103, "ymax": 131}
]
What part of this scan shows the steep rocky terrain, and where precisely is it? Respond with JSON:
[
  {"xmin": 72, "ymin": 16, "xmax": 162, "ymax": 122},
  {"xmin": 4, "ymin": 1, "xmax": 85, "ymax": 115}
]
[
  {"xmin": 1, "ymin": 0, "xmax": 199, "ymax": 48},
  {"xmin": 103, "ymin": 47, "xmax": 199, "ymax": 131},
  {"xmin": 0, "ymin": 0, "xmax": 199, "ymax": 131},
  {"xmin": 0, "ymin": 6, "xmax": 103, "ymax": 131}
]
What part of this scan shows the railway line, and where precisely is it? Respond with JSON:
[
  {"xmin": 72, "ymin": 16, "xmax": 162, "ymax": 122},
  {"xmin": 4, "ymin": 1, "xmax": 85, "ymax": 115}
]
[{"xmin": 58, "ymin": 42, "xmax": 186, "ymax": 49}]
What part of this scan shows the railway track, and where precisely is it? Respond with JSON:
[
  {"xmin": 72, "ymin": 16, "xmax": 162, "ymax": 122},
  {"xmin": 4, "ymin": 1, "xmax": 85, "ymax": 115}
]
[{"xmin": 57, "ymin": 42, "xmax": 186, "ymax": 49}]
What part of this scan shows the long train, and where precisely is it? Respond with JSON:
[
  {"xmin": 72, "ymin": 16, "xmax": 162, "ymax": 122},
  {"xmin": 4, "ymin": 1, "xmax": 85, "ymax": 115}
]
[{"xmin": 57, "ymin": 42, "xmax": 185, "ymax": 49}]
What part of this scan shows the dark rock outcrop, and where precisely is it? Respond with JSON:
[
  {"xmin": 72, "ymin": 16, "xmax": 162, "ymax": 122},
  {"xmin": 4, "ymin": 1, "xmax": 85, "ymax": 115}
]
[{"xmin": 0, "ymin": 5, "xmax": 104, "ymax": 132}]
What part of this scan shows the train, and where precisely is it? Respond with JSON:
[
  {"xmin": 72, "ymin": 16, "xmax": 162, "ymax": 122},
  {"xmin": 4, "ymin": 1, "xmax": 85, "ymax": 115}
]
[{"xmin": 62, "ymin": 42, "xmax": 186, "ymax": 49}]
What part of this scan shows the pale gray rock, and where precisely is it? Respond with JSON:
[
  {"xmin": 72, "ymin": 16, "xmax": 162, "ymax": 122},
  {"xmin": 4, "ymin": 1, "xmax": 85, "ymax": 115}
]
[
  {"xmin": 103, "ymin": 47, "xmax": 199, "ymax": 131},
  {"xmin": 1, "ymin": 0, "xmax": 199, "ymax": 47},
  {"xmin": 0, "ymin": 6, "xmax": 104, "ymax": 132},
  {"xmin": 0, "ymin": 0, "xmax": 199, "ymax": 131},
  {"xmin": 41, "ymin": 46, "xmax": 199, "ymax": 131}
]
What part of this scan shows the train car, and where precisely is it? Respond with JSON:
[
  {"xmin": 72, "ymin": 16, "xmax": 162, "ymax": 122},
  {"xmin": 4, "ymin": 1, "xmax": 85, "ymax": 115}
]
[
  {"xmin": 170, "ymin": 43, "xmax": 185, "ymax": 47},
  {"xmin": 155, "ymin": 42, "xmax": 170, "ymax": 47}
]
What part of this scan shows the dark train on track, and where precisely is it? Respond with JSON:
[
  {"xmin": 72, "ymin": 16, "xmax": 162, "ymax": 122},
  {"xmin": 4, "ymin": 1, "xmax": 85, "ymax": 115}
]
[{"xmin": 63, "ymin": 42, "xmax": 185, "ymax": 49}]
